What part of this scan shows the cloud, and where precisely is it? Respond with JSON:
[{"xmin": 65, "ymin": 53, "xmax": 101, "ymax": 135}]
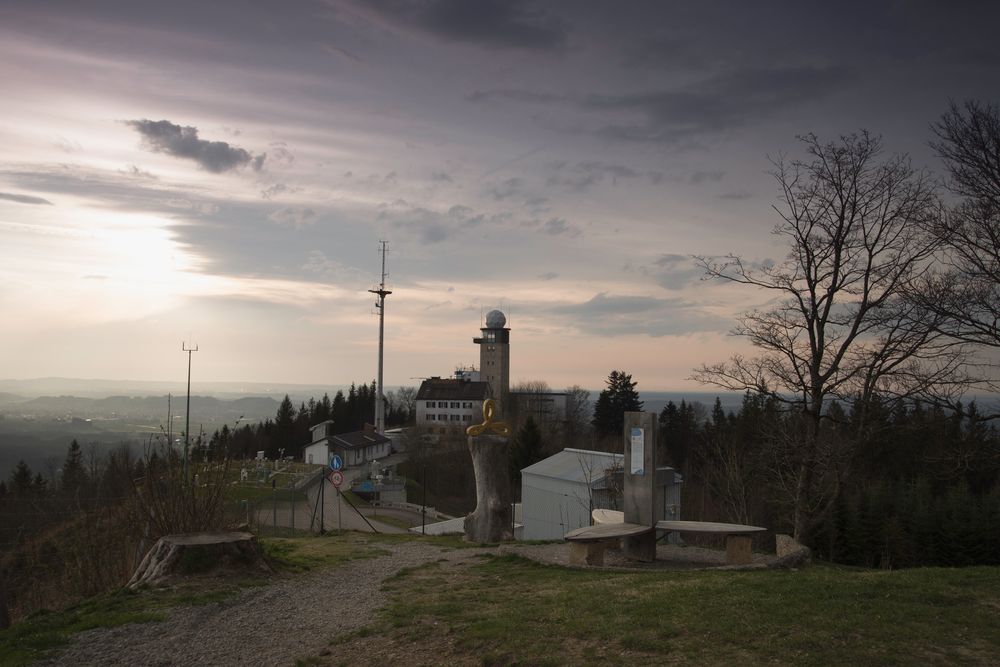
[
  {"xmin": 488, "ymin": 177, "xmax": 524, "ymax": 200},
  {"xmin": 585, "ymin": 66, "xmax": 850, "ymax": 142},
  {"xmin": 0, "ymin": 192, "xmax": 53, "ymax": 205},
  {"xmin": 652, "ymin": 254, "xmax": 703, "ymax": 289},
  {"xmin": 549, "ymin": 292, "xmax": 729, "ymax": 337},
  {"xmin": 381, "ymin": 201, "xmax": 511, "ymax": 244},
  {"xmin": 469, "ymin": 65, "xmax": 849, "ymax": 144},
  {"xmin": 689, "ymin": 170, "xmax": 725, "ymax": 184},
  {"xmin": 365, "ymin": 0, "xmax": 567, "ymax": 51},
  {"xmin": 546, "ymin": 161, "xmax": 641, "ymax": 191},
  {"xmin": 718, "ymin": 191, "xmax": 752, "ymax": 200},
  {"xmin": 542, "ymin": 217, "xmax": 580, "ymax": 237},
  {"xmin": 431, "ymin": 171, "xmax": 453, "ymax": 183},
  {"xmin": 467, "ymin": 89, "xmax": 567, "ymax": 104},
  {"xmin": 124, "ymin": 119, "xmax": 266, "ymax": 173},
  {"xmin": 267, "ymin": 207, "xmax": 317, "ymax": 229},
  {"xmin": 261, "ymin": 183, "xmax": 290, "ymax": 200},
  {"xmin": 538, "ymin": 272, "xmax": 558, "ymax": 281}
]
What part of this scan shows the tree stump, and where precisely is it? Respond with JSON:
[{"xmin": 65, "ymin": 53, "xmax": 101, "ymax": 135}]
[
  {"xmin": 464, "ymin": 434, "xmax": 513, "ymax": 543},
  {"xmin": 128, "ymin": 531, "xmax": 272, "ymax": 588}
]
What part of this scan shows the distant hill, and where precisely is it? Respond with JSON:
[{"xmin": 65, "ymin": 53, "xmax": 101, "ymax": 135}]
[
  {"xmin": 0, "ymin": 391, "xmax": 26, "ymax": 406},
  {"xmin": 10, "ymin": 394, "xmax": 280, "ymax": 422}
]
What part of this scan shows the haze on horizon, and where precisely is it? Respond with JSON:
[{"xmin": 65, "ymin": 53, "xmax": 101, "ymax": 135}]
[{"xmin": 1, "ymin": 1, "xmax": 997, "ymax": 392}]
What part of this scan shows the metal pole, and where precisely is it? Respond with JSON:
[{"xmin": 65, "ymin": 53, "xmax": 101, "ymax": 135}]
[
  {"xmin": 182, "ymin": 342, "xmax": 198, "ymax": 485},
  {"xmin": 320, "ymin": 475, "xmax": 325, "ymax": 534},
  {"xmin": 369, "ymin": 241, "xmax": 392, "ymax": 435},
  {"xmin": 337, "ymin": 487, "xmax": 342, "ymax": 531},
  {"xmin": 422, "ymin": 464, "xmax": 427, "ymax": 535}
]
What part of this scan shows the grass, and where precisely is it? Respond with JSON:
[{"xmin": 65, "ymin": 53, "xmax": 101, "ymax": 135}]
[{"xmin": 337, "ymin": 554, "xmax": 1000, "ymax": 666}]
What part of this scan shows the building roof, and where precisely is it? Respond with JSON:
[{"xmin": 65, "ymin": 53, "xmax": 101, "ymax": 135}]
[
  {"xmin": 521, "ymin": 448, "xmax": 623, "ymax": 485},
  {"xmin": 331, "ymin": 430, "xmax": 391, "ymax": 450},
  {"xmin": 416, "ymin": 378, "xmax": 491, "ymax": 401}
]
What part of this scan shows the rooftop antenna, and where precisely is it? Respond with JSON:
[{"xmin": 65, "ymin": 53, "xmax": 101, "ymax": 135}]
[
  {"xmin": 368, "ymin": 241, "xmax": 392, "ymax": 434},
  {"xmin": 182, "ymin": 341, "xmax": 198, "ymax": 484}
]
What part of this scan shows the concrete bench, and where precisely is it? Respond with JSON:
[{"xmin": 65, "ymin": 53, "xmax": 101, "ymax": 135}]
[
  {"xmin": 655, "ymin": 520, "xmax": 767, "ymax": 565},
  {"xmin": 563, "ymin": 522, "xmax": 653, "ymax": 565}
]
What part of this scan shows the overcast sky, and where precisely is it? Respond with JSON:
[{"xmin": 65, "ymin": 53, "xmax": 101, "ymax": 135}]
[{"xmin": 1, "ymin": 1, "xmax": 998, "ymax": 392}]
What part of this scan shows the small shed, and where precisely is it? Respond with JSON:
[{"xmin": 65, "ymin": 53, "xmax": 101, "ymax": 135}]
[
  {"xmin": 303, "ymin": 420, "xmax": 335, "ymax": 465},
  {"xmin": 520, "ymin": 448, "xmax": 682, "ymax": 541}
]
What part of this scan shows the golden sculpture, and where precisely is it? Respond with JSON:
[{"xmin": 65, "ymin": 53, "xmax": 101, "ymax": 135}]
[{"xmin": 466, "ymin": 399, "xmax": 511, "ymax": 437}]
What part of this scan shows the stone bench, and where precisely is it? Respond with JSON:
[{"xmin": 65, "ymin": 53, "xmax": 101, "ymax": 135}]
[
  {"xmin": 655, "ymin": 520, "xmax": 767, "ymax": 565},
  {"xmin": 563, "ymin": 522, "xmax": 653, "ymax": 565}
]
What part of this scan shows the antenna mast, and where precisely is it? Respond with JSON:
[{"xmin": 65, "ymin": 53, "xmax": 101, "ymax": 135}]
[
  {"xmin": 182, "ymin": 341, "xmax": 198, "ymax": 484},
  {"xmin": 368, "ymin": 241, "xmax": 392, "ymax": 434}
]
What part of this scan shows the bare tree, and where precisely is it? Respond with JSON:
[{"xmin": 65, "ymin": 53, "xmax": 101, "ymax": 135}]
[
  {"xmin": 914, "ymin": 101, "xmax": 1000, "ymax": 362},
  {"xmin": 694, "ymin": 132, "xmax": 967, "ymax": 539}
]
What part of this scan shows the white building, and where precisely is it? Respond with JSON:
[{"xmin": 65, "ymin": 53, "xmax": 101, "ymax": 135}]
[
  {"xmin": 520, "ymin": 448, "xmax": 682, "ymax": 541},
  {"xmin": 302, "ymin": 420, "xmax": 392, "ymax": 467},
  {"xmin": 415, "ymin": 377, "xmax": 491, "ymax": 433}
]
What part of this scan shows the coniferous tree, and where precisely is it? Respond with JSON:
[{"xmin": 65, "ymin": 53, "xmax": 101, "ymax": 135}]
[
  {"xmin": 510, "ymin": 416, "xmax": 544, "ymax": 491},
  {"xmin": 591, "ymin": 370, "xmax": 643, "ymax": 437},
  {"xmin": 61, "ymin": 439, "xmax": 86, "ymax": 496},
  {"xmin": 10, "ymin": 460, "xmax": 32, "ymax": 496}
]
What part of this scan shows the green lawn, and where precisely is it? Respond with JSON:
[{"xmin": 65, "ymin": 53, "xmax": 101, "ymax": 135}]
[
  {"xmin": 6, "ymin": 533, "xmax": 999, "ymax": 667},
  {"xmin": 348, "ymin": 554, "xmax": 1000, "ymax": 666}
]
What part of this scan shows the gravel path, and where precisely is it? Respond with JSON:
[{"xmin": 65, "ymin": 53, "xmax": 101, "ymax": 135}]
[{"xmin": 38, "ymin": 542, "xmax": 489, "ymax": 667}]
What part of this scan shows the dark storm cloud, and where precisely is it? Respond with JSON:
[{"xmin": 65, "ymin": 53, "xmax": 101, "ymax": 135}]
[
  {"xmin": 549, "ymin": 292, "xmax": 728, "ymax": 337},
  {"xmin": 585, "ymin": 66, "xmax": 850, "ymax": 142},
  {"xmin": 365, "ymin": 0, "xmax": 567, "ymax": 51},
  {"xmin": 125, "ymin": 119, "xmax": 266, "ymax": 173},
  {"xmin": 0, "ymin": 192, "xmax": 53, "ymax": 205}
]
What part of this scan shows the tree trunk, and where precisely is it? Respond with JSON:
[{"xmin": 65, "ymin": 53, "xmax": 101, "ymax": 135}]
[
  {"xmin": 464, "ymin": 434, "xmax": 513, "ymax": 543},
  {"xmin": 128, "ymin": 531, "xmax": 271, "ymax": 588}
]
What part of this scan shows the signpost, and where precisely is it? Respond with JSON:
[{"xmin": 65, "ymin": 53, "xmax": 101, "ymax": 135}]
[{"xmin": 326, "ymin": 467, "xmax": 344, "ymax": 531}]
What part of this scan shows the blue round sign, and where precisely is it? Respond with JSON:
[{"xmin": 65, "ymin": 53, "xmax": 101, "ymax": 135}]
[{"xmin": 329, "ymin": 454, "xmax": 344, "ymax": 471}]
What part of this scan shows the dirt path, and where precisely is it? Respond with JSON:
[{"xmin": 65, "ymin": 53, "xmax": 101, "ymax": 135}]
[{"xmin": 37, "ymin": 542, "xmax": 489, "ymax": 667}]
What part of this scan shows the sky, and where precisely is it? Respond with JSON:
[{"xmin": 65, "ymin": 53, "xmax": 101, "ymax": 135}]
[{"xmin": 1, "ymin": 1, "xmax": 998, "ymax": 392}]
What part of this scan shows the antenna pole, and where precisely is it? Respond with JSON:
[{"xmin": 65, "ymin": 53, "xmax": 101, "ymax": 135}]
[
  {"xmin": 368, "ymin": 241, "xmax": 392, "ymax": 434},
  {"xmin": 182, "ymin": 341, "xmax": 198, "ymax": 484}
]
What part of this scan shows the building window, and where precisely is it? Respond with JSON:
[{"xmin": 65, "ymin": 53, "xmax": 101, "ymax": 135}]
[
  {"xmin": 463, "ymin": 402, "xmax": 472, "ymax": 408},
  {"xmin": 451, "ymin": 414, "xmax": 461, "ymax": 421},
  {"xmin": 462, "ymin": 415, "xmax": 471, "ymax": 422},
  {"xmin": 427, "ymin": 414, "xmax": 436, "ymax": 421},
  {"xmin": 426, "ymin": 401, "xmax": 436, "ymax": 408},
  {"xmin": 450, "ymin": 401, "xmax": 460, "ymax": 408},
  {"xmin": 439, "ymin": 414, "xmax": 447, "ymax": 421}
]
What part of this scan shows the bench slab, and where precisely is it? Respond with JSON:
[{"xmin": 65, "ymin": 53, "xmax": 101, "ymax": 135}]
[
  {"xmin": 655, "ymin": 520, "xmax": 766, "ymax": 535},
  {"xmin": 564, "ymin": 522, "xmax": 654, "ymax": 542}
]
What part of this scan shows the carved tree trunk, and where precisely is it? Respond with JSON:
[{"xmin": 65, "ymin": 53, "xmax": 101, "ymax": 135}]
[
  {"xmin": 464, "ymin": 434, "xmax": 513, "ymax": 543},
  {"xmin": 128, "ymin": 531, "xmax": 271, "ymax": 588}
]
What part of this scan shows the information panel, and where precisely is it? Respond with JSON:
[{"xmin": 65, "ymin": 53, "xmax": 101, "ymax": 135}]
[{"xmin": 630, "ymin": 427, "xmax": 644, "ymax": 475}]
